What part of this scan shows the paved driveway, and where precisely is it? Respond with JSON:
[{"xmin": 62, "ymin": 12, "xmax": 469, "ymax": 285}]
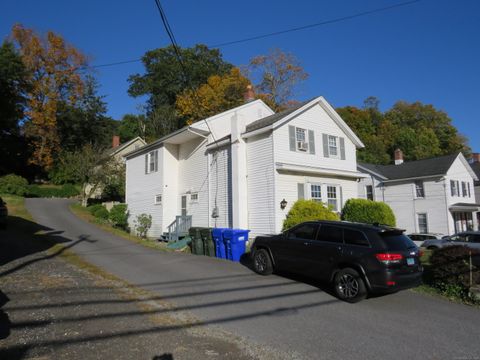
[{"xmin": 26, "ymin": 198, "xmax": 480, "ymax": 360}]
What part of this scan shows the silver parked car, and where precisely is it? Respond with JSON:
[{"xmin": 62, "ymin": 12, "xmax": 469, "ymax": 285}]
[
  {"xmin": 422, "ymin": 231, "xmax": 480, "ymax": 250},
  {"xmin": 407, "ymin": 233, "xmax": 443, "ymax": 247}
]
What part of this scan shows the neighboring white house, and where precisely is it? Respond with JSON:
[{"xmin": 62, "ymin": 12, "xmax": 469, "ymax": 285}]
[
  {"xmin": 358, "ymin": 150, "xmax": 479, "ymax": 235},
  {"xmin": 469, "ymin": 153, "xmax": 480, "ymax": 229},
  {"xmin": 124, "ymin": 96, "xmax": 366, "ymax": 239}
]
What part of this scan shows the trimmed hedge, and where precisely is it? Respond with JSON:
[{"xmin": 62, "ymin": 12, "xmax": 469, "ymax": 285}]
[
  {"xmin": 429, "ymin": 246, "xmax": 480, "ymax": 295},
  {"xmin": 0, "ymin": 174, "xmax": 29, "ymax": 196},
  {"xmin": 109, "ymin": 204, "xmax": 128, "ymax": 230},
  {"xmin": 341, "ymin": 198, "xmax": 396, "ymax": 226},
  {"xmin": 282, "ymin": 199, "xmax": 339, "ymax": 231},
  {"xmin": 26, "ymin": 184, "xmax": 80, "ymax": 198}
]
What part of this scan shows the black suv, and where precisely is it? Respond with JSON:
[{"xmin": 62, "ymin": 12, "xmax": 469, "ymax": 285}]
[{"xmin": 251, "ymin": 221, "xmax": 423, "ymax": 303}]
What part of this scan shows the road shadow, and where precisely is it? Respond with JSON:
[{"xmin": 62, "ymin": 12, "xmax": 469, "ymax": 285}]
[
  {"xmin": 0, "ymin": 289, "xmax": 10, "ymax": 340},
  {"xmin": 0, "ymin": 215, "xmax": 97, "ymax": 278},
  {"xmin": 153, "ymin": 354, "xmax": 173, "ymax": 360},
  {"xmin": 240, "ymin": 252, "xmax": 338, "ymax": 298}
]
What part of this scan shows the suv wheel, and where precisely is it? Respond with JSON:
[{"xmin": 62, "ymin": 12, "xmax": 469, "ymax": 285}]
[
  {"xmin": 253, "ymin": 249, "xmax": 273, "ymax": 275},
  {"xmin": 334, "ymin": 268, "xmax": 367, "ymax": 303}
]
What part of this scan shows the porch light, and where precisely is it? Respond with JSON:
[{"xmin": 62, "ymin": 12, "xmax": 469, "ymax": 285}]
[{"xmin": 280, "ymin": 199, "xmax": 288, "ymax": 210}]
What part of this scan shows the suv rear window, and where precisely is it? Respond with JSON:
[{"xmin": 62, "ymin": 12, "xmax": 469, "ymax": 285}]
[
  {"xmin": 344, "ymin": 229, "xmax": 370, "ymax": 247},
  {"xmin": 380, "ymin": 233, "xmax": 416, "ymax": 251}
]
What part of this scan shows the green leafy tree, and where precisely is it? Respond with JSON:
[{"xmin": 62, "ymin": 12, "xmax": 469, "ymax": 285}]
[
  {"xmin": 56, "ymin": 76, "xmax": 117, "ymax": 152},
  {"xmin": 117, "ymin": 114, "xmax": 147, "ymax": 142},
  {"xmin": 0, "ymin": 41, "xmax": 30, "ymax": 175},
  {"xmin": 128, "ymin": 44, "xmax": 233, "ymax": 114},
  {"xmin": 282, "ymin": 199, "xmax": 339, "ymax": 231}
]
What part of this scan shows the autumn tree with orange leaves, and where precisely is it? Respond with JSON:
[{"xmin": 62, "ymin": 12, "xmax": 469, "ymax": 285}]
[
  {"xmin": 11, "ymin": 24, "xmax": 87, "ymax": 171},
  {"xmin": 176, "ymin": 68, "xmax": 251, "ymax": 124}
]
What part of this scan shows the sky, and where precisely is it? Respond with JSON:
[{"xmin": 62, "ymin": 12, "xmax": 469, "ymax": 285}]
[{"xmin": 1, "ymin": 0, "xmax": 479, "ymax": 152}]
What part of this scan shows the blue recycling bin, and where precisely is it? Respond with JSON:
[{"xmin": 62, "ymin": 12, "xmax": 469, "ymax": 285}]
[
  {"xmin": 212, "ymin": 228, "xmax": 228, "ymax": 259},
  {"xmin": 223, "ymin": 229, "xmax": 250, "ymax": 262}
]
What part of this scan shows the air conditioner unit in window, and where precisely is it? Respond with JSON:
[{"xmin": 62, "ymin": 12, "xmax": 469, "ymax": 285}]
[{"xmin": 297, "ymin": 141, "xmax": 308, "ymax": 151}]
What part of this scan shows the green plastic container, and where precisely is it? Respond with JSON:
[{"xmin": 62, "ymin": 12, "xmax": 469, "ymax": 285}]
[
  {"xmin": 200, "ymin": 228, "xmax": 215, "ymax": 257},
  {"xmin": 189, "ymin": 227, "xmax": 203, "ymax": 255}
]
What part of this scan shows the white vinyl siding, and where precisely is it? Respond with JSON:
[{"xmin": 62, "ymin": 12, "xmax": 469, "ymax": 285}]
[
  {"xmin": 275, "ymin": 104, "xmax": 356, "ymax": 172},
  {"xmin": 209, "ymin": 145, "xmax": 232, "ymax": 228},
  {"xmin": 126, "ymin": 146, "xmax": 164, "ymax": 238},
  {"xmin": 178, "ymin": 138, "xmax": 209, "ymax": 227},
  {"xmin": 247, "ymin": 132, "xmax": 275, "ymax": 236}
]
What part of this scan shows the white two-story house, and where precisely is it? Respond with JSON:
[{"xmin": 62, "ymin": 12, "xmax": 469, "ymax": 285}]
[
  {"xmin": 358, "ymin": 150, "xmax": 479, "ymax": 235},
  {"xmin": 124, "ymin": 96, "xmax": 366, "ymax": 239}
]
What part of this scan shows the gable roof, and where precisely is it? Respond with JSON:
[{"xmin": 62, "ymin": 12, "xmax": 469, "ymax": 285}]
[
  {"xmin": 470, "ymin": 162, "xmax": 480, "ymax": 185},
  {"xmin": 245, "ymin": 101, "xmax": 308, "ymax": 133},
  {"xmin": 359, "ymin": 153, "xmax": 477, "ymax": 181},
  {"xmin": 243, "ymin": 96, "xmax": 365, "ymax": 148},
  {"xmin": 107, "ymin": 136, "xmax": 146, "ymax": 156}
]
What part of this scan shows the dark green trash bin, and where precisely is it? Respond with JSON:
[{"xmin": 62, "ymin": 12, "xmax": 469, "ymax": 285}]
[
  {"xmin": 189, "ymin": 227, "xmax": 203, "ymax": 255},
  {"xmin": 200, "ymin": 228, "xmax": 215, "ymax": 257}
]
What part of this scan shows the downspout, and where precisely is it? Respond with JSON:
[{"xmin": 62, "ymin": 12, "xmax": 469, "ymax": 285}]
[{"xmin": 443, "ymin": 177, "xmax": 451, "ymax": 235}]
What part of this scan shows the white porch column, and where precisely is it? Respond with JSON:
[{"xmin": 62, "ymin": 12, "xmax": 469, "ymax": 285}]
[{"xmin": 231, "ymin": 112, "xmax": 248, "ymax": 229}]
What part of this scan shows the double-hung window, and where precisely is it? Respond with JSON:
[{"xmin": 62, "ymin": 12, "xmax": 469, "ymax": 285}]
[
  {"xmin": 154, "ymin": 194, "xmax": 162, "ymax": 205},
  {"xmin": 295, "ymin": 127, "xmax": 307, "ymax": 151},
  {"xmin": 190, "ymin": 193, "xmax": 199, "ymax": 202},
  {"xmin": 415, "ymin": 181, "xmax": 425, "ymax": 198},
  {"xmin": 327, "ymin": 186, "xmax": 338, "ymax": 211},
  {"xmin": 145, "ymin": 150, "xmax": 158, "ymax": 174},
  {"xmin": 417, "ymin": 213, "xmax": 428, "ymax": 233},
  {"xmin": 310, "ymin": 184, "xmax": 322, "ymax": 202},
  {"xmin": 328, "ymin": 135, "xmax": 338, "ymax": 157},
  {"xmin": 451, "ymin": 180, "xmax": 458, "ymax": 196},
  {"xmin": 462, "ymin": 182, "xmax": 467, "ymax": 197}
]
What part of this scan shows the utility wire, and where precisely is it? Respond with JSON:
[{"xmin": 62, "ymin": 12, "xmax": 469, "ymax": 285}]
[
  {"xmin": 152, "ymin": 0, "xmax": 219, "ymax": 146},
  {"xmin": 87, "ymin": 0, "xmax": 421, "ymax": 69}
]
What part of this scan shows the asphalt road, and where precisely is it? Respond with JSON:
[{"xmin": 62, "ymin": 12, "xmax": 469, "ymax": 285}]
[{"xmin": 26, "ymin": 198, "xmax": 480, "ymax": 360}]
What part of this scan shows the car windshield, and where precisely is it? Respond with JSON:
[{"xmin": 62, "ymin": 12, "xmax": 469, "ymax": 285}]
[{"xmin": 380, "ymin": 233, "xmax": 417, "ymax": 251}]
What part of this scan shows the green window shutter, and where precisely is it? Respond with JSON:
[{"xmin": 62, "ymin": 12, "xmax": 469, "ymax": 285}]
[
  {"xmin": 145, "ymin": 153, "xmax": 148, "ymax": 174},
  {"xmin": 308, "ymin": 130, "xmax": 315, "ymax": 154},
  {"xmin": 289, "ymin": 125, "xmax": 296, "ymax": 151},
  {"xmin": 154, "ymin": 150, "xmax": 158, "ymax": 172},
  {"xmin": 297, "ymin": 183, "xmax": 305, "ymax": 199},
  {"xmin": 322, "ymin": 133, "xmax": 329, "ymax": 157}
]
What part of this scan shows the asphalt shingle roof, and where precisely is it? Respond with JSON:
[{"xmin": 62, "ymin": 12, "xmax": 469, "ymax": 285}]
[
  {"xmin": 359, "ymin": 153, "xmax": 460, "ymax": 180},
  {"xmin": 470, "ymin": 162, "xmax": 480, "ymax": 185},
  {"xmin": 245, "ymin": 101, "xmax": 310, "ymax": 133}
]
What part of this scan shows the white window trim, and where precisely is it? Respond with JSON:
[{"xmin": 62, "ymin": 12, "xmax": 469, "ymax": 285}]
[
  {"xmin": 308, "ymin": 183, "xmax": 341, "ymax": 212},
  {"xmin": 154, "ymin": 194, "xmax": 162, "ymax": 205},
  {"xmin": 327, "ymin": 135, "xmax": 339, "ymax": 159},
  {"xmin": 414, "ymin": 181, "xmax": 425, "ymax": 199},
  {"xmin": 295, "ymin": 127, "xmax": 308, "ymax": 152},
  {"xmin": 190, "ymin": 192, "xmax": 199, "ymax": 203},
  {"xmin": 417, "ymin": 213, "xmax": 428, "ymax": 233},
  {"xmin": 146, "ymin": 150, "xmax": 158, "ymax": 174}
]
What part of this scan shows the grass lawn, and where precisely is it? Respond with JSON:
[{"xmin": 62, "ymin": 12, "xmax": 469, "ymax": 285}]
[
  {"xmin": 69, "ymin": 202, "xmax": 178, "ymax": 253},
  {"xmin": 1, "ymin": 194, "xmax": 34, "ymax": 221}
]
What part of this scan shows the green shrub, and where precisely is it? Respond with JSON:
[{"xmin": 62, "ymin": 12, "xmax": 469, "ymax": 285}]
[
  {"xmin": 25, "ymin": 184, "xmax": 80, "ymax": 198},
  {"xmin": 87, "ymin": 204, "xmax": 109, "ymax": 219},
  {"xmin": 428, "ymin": 246, "xmax": 480, "ymax": 300},
  {"xmin": 87, "ymin": 204, "xmax": 104, "ymax": 215},
  {"xmin": 0, "ymin": 174, "xmax": 28, "ymax": 196},
  {"xmin": 92, "ymin": 205, "xmax": 109, "ymax": 220},
  {"xmin": 341, "ymin": 198, "xmax": 396, "ymax": 226},
  {"xmin": 282, "ymin": 199, "xmax": 339, "ymax": 231},
  {"xmin": 109, "ymin": 204, "xmax": 129, "ymax": 230},
  {"xmin": 134, "ymin": 213, "xmax": 152, "ymax": 238}
]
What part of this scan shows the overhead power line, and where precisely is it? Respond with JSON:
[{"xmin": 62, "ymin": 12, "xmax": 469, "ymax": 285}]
[{"xmin": 88, "ymin": 0, "xmax": 421, "ymax": 69}]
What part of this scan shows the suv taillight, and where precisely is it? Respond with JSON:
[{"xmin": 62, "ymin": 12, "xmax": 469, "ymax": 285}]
[{"xmin": 375, "ymin": 253, "xmax": 403, "ymax": 264}]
